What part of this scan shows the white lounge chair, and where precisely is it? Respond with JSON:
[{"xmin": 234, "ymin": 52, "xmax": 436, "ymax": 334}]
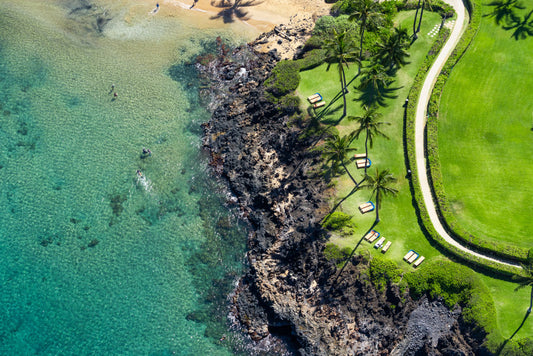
[
  {"xmin": 408, "ymin": 253, "xmax": 419, "ymax": 264},
  {"xmin": 381, "ymin": 241, "xmax": 392, "ymax": 253},
  {"xmin": 307, "ymin": 93, "xmax": 322, "ymax": 103},
  {"xmin": 403, "ymin": 251, "xmax": 415, "ymax": 261},
  {"xmin": 356, "ymin": 159, "xmax": 371, "ymax": 169},
  {"xmin": 413, "ymin": 256, "xmax": 425, "ymax": 267},
  {"xmin": 313, "ymin": 101, "xmax": 326, "ymax": 109},
  {"xmin": 374, "ymin": 237, "xmax": 385, "ymax": 249}
]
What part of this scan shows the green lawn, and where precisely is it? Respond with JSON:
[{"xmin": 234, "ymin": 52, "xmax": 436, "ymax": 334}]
[
  {"xmin": 438, "ymin": 1, "xmax": 533, "ymax": 249},
  {"xmin": 480, "ymin": 274, "xmax": 533, "ymax": 340},
  {"xmin": 296, "ymin": 7, "xmax": 533, "ymax": 349},
  {"xmin": 298, "ymin": 10, "xmax": 444, "ymax": 268}
]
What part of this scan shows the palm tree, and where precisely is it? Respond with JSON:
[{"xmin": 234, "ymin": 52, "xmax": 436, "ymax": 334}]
[
  {"xmin": 485, "ymin": 0, "xmax": 526, "ymax": 26},
  {"xmin": 348, "ymin": 105, "xmax": 390, "ymax": 174},
  {"xmin": 323, "ymin": 29, "xmax": 358, "ymax": 118},
  {"xmin": 417, "ymin": 0, "xmax": 432, "ymax": 34},
  {"xmin": 513, "ymin": 259, "xmax": 533, "ymax": 314},
  {"xmin": 412, "ymin": 0, "xmax": 423, "ymax": 39},
  {"xmin": 358, "ymin": 62, "xmax": 393, "ymax": 95},
  {"xmin": 412, "ymin": 0, "xmax": 433, "ymax": 40},
  {"xmin": 376, "ymin": 27, "xmax": 411, "ymax": 71},
  {"xmin": 360, "ymin": 168, "xmax": 398, "ymax": 223},
  {"xmin": 349, "ymin": 0, "xmax": 382, "ymax": 66},
  {"xmin": 320, "ymin": 132, "xmax": 359, "ymax": 187}
]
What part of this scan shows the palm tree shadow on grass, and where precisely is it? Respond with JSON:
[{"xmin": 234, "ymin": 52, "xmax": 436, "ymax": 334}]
[
  {"xmin": 484, "ymin": 1, "xmax": 533, "ymax": 40},
  {"xmin": 328, "ymin": 220, "xmax": 379, "ymax": 293},
  {"xmin": 484, "ymin": 0, "xmax": 525, "ymax": 25},
  {"xmin": 503, "ymin": 9, "xmax": 533, "ymax": 40},
  {"xmin": 318, "ymin": 104, "xmax": 345, "ymax": 125},
  {"xmin": 284, "ymin": 72, "xmax": 362, "ymax": 182},
  {"xmin": 496, "ymin": 311, "xmax": 531, "ymax": 355},
  {"xmin": 355, "ymin": 85, "xmax": 402, "ymax": 108},
  {"xmin": 210, "ymin": 0, "xmax": 263, "ymax": 23}
]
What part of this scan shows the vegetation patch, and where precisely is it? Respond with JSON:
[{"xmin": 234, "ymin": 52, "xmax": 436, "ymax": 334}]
[
  {"xmin": 368, "ymin": 254, "xmax": 405, "ymax": 291},
  {"xmin": 324, "ymin": 243, "xmax": 353, "ymax": 266},
  {"xmin": 404, "ymin": 0, "xmax": 525, "ymax": 275},
  {"xmin": 405, "ymin": 260, "xmax": 498, "ymax": 336},
  {"xmin": 427, "ymin": 0, "xmax": 533, "ymax": 261}
]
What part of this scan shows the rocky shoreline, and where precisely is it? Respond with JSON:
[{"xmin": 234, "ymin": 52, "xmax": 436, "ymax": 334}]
[{"xmin": 198, "ymin": 30, "xmax": 488, "ymax": 356}]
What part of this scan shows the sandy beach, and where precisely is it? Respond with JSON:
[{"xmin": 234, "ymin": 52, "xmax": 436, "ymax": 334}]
[{"xmin": 159, "ymin": 0, "xmax": 331, "ymax": 33}]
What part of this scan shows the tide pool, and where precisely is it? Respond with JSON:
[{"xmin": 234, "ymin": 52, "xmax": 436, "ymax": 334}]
[{"xmin": 0, "ymin": 1, "xmax": 254, "ymax": 354}]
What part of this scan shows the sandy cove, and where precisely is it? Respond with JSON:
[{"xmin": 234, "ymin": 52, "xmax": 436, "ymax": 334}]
[{"xmin": 163, "ymin": 0, "xmax": 331, "ymax": 33}]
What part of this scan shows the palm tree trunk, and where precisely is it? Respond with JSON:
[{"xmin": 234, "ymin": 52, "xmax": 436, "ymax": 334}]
[
  {"xmin": 412, "ymin": 0, "xmax": 422, "ymax": 39},
  {"xmin": 364, "ymin": 130, "xmax": 369, "ymax": 175},
  {"xmin": 375, "ymin": 190, "xmax": 381, "ymax": 223},
  {"xmin": 527, "ymin": 286, "xmax": 533, "ymax": 314},
  {"xmin": 340, "ymin": 65, "xmax": 347, "ymax": 117},
  {"xmin": 359, "ymin": 19, "xmax": 366, "ymax": 71},
  {"xmin": 416, "ymin": 0, "xmax": 426, "ymax": 34}
]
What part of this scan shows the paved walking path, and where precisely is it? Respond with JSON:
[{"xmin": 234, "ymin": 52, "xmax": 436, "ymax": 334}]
[{"xmin": 414, "ymin": 0, "xmax": 521, "ymax": 269}]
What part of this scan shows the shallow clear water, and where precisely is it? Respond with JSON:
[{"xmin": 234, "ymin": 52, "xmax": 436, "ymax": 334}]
[{"xmin": 0, "ymin": 1, "xmax": 254, "ymax": 354}]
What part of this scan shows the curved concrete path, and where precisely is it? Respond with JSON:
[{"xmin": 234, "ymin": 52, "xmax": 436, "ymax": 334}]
[{"xmin": 414, "ymin": 0, "xmax": 521, "ymax": 269}]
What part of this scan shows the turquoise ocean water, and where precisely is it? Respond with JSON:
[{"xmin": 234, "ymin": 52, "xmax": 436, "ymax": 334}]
[{"xmin": 0, "ymin": 1, "xmax": 256, "ymax": 354}]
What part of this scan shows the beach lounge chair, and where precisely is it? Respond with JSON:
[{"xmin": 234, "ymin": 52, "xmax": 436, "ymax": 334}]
[
  {"xmin": 374, "ymin": 237, "xmax": 385, "ymax": 249},
  {"xmin": 408, "ymin": 252, "xmax": 419, "ymax": 264},
  {"xmin": 354, "ymin": 153, "xmax": 367, "ymax": 159},
  {"xmin": 313, "ymin": 101, "xmax": 326, "ymax": 109},
  {"xmin": 359, "ymin": 201, "xmax": 375, "ymax": 214},
  {"xmin": 359, "ymin": 202, "xmax": 371, "ymax": 212},
  {"xmin": 356, "ymin": 158, "xmax": 371, "ymax": 169},
  {"xmin": 381, "ymin": 241, "xmax": 391, "ymax": 253},
  {"xmin": 413, "ymin": 256, "xmax": 425, "ymax": 268},
  {"xmin": 403, "ymin": 250, "xmax": 415, "ymax": 261},
  {"xmin": 364, "ymin": 230, "xmax": 379, "ymax": 242},
  {"xmin": 307, "ymin": 93, "xmax": 322, "ymax": 103}
]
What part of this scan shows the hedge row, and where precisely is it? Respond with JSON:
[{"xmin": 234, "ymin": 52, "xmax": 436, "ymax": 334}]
[
  {"xmin": 424, "ymin": 0, "xmax": 530, "ymax": 262},
  {"xmin": 404, "ymin": 0, "xmax": 522, "ymax": 277}
]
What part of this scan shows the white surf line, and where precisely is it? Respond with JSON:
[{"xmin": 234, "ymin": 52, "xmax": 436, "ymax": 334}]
[{"xmin": 414, "ymin": 0, "xmax": 521, "ymax": 269}]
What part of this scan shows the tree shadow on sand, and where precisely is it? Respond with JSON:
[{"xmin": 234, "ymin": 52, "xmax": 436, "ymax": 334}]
[{"xmin": 210, "ymin": 0, "xmax": 263, "ymax": 23}]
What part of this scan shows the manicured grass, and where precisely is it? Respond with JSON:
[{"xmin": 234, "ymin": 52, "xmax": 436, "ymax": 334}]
[
  {"xmin": 298, "ymin": 10, "xmax": 444, "ymax": 269},
  {"xmin": 438, "ymin": 2, "xmax": 533, "ymax": 249},
  {"xmin": 297, "ymin": 8, "xmax": 533, "ymax": 347},
  {"xmin": 480, "ymin": 274, "xmax": 533, "ymax": 340}
]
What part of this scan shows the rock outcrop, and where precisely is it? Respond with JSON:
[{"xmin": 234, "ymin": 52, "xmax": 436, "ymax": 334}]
[{"xmin": 199, "ymin": 40, "xmax": 486, "ymax": 355}]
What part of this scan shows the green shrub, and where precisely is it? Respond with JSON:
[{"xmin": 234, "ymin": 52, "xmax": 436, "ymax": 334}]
[
  {"xmin": 322, "ymin": 211, "xmax": 354, "ymax": 231},
  {"xmin": 396, "ymin": 0, "xmax": 453, "ymax": 18},
  {"xmin": 323, "ymin": 243, "xmax": 352, "ymax": 265},
  {"xmin": 264, "ymin": 60, "xmax": 301, "ymax": 97},
  {"xmin": 296, "ymin": 49, "xmax": 327, "ymax": 71},
  {"xmin": 311, "ymin": 15, "xmax": 358, "ymax": 47},
  {"xmin": 279, "ymin": 94, "xmax": 301, "ymax": 114},
  {"xmin": 368, "ymin": 255, "xmax": 404, "ymax": 290},
  {"xmin": 498, "ymin": 338, "xmax": 533, "ymax": 356},
  {"xmin": 331, "ymin": 0, "xmax": 359, "ymax": 16}
]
